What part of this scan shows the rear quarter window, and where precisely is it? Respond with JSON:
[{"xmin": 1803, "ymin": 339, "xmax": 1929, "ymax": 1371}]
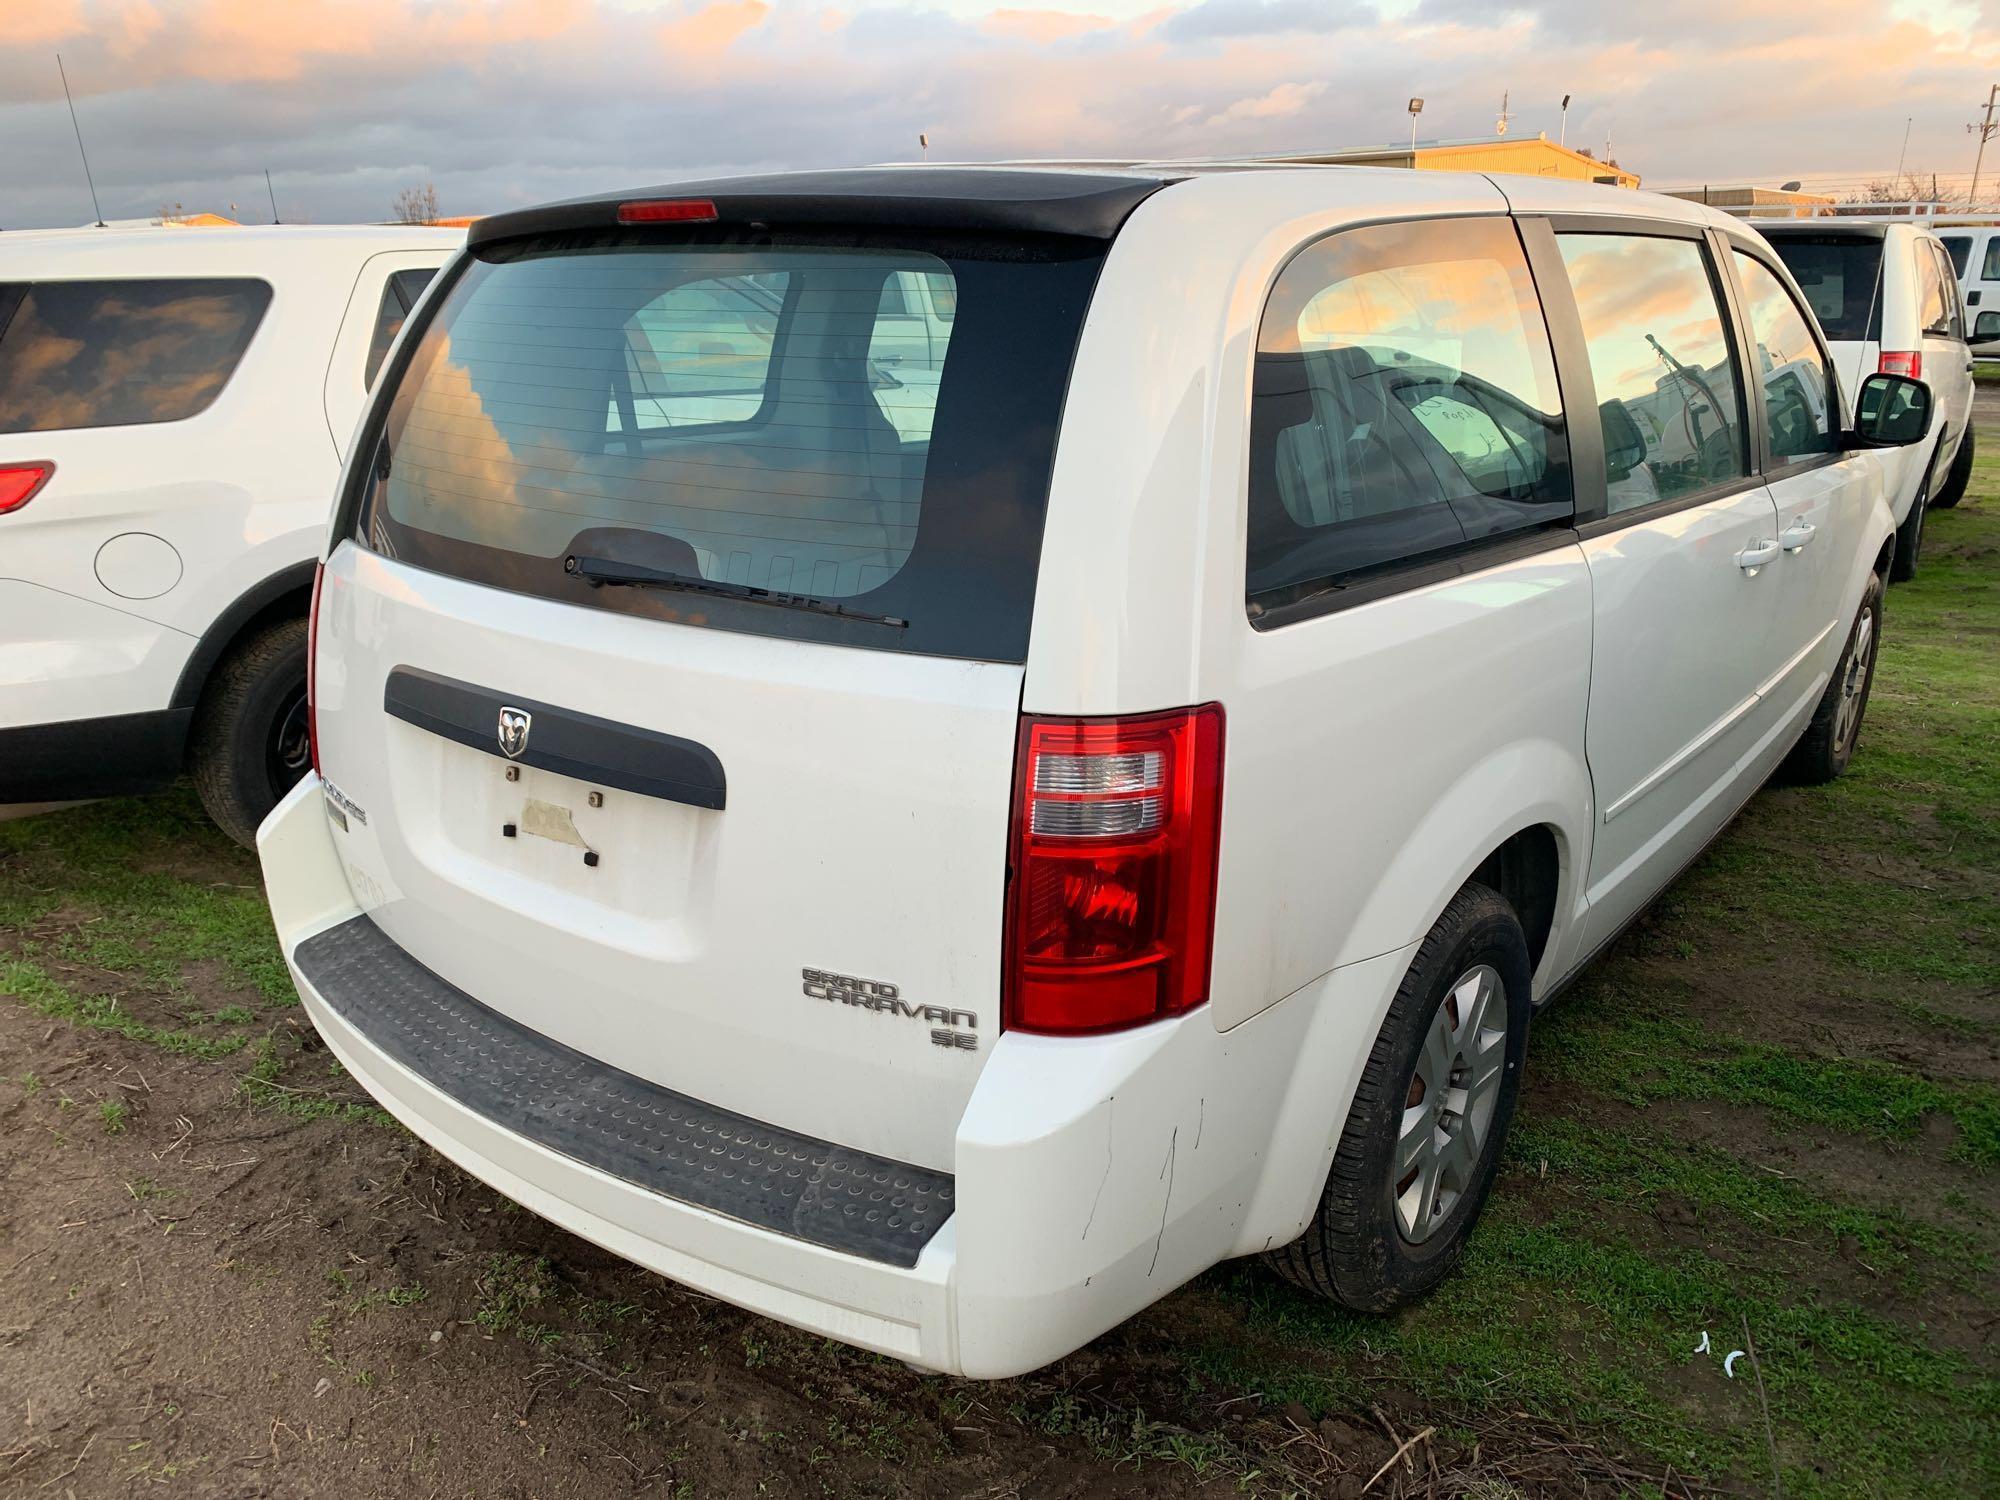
[{"xmin": 0, "ymin": 278, "xmax": 271, "ymax": 433}]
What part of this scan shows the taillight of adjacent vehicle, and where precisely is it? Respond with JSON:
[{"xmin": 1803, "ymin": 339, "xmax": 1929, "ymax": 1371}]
[
  {"xmin": 306, "ymin": 562, "xmax": 324, "ymax": 775},
  {"xmin": 1879, "ymin": 350, "xmax": 1923, "ymax": 380},
  {"xmin": 0, "ymin": 461, "xmax": 55, "ymax": 515},
  {"xmin": 1002, "ymin": 706, "xmax": 1225, "ymax": 1036}
]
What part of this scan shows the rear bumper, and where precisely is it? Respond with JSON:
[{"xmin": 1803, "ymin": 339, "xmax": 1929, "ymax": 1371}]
[{"xmin": 260, "ymin": 774, "xmax": 1414, "ymax": 1377}]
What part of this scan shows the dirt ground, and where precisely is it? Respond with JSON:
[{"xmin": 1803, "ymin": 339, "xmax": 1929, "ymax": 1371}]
[{"xmin": 0, "ymin": 989, "xmax": 1680, "ymax": 1499}]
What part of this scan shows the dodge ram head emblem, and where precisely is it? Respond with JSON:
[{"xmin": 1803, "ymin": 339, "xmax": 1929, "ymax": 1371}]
[{"xmin": 497, "ymin": 706, "xmax": 532, "ymax": 758}]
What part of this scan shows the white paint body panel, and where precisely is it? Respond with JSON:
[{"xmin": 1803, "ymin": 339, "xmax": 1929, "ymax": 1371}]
[
  {"xmin": 0, "ymin": 225, "xmax": 459, "ymax": 740},
  {"xmin": 261, "ymin": 170, "xmax": 1903, "ymax": 1377}
]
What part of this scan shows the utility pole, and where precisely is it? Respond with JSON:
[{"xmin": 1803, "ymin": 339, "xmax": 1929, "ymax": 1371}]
[{"xmin": 1971, "ymin": 84, "xmax": 2000, "ymax": 208}]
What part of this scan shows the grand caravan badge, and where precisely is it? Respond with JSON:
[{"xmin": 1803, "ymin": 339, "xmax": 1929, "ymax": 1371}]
[{"xmin": 802, "ymin": 968, "xmax": 978, "ymax": 1051}]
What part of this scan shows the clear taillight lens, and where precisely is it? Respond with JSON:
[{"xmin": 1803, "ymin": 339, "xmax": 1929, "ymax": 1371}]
[{"xmin": 1003, "ymin": 705, "xmax": 1225, "ymax": 1035}]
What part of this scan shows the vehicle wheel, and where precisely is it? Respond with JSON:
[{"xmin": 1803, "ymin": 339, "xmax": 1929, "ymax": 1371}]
[
  {"xmin": 189, "ymin": 617, "xmax": 310, "ymax": 848},
  {"xmin": 1265, "ymin": 882, "xmax": 1531, "ymax": 1311},
  {"xmin": 1930, "ymin": 425, "xmax": 1972, "ymax": 509},
  {"xmin": 1889, "ymin": 447, "xmax": 1935, "ymax": 584},
  {"xmin": 1779, "ymin": 572, "xmax": 1883, "ymax": 786}
]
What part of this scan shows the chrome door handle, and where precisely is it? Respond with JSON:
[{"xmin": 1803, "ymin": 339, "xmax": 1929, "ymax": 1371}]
[
  {"xmin": 1780, "ymin": 521, "xmax": 1817, "ymax": 552},
  {"xmin": 1736, "ymin": 538, "xmax": 1781, "ymax": 573}
]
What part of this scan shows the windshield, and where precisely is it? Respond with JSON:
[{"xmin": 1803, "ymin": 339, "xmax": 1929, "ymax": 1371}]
[{"xmin": 350, "ymin": 230, "xmax": 1107, "ymax": 661}]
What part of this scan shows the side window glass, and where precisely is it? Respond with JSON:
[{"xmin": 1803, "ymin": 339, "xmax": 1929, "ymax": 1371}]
[
  {"xmin": 1556, "ymin": 234, "xmax": 1749, "ymax": 514},
  {"xmin": 1940, "ymin": 235, "xmax": 1971, "ymax": 278},
  {"xmin": 363, "ymin": 268, "xmax": 437, "ymax": 388},
  {"xmin": 1984, "ymin": 236, "xmax": 2000, "ymax": 282},
  {"xmin": 1733, "ymin": 254, "xmax": 1839, "ymax": 465},
  {"xmin": 1245, "ymin": 217, "xmax": 1571, "ymax": 606},
  {"xmin": 0, "ymin": 278, "xmax": 270, "ymax": 433},
  {"xmin": 1933, "ymin": 244, "xmax": 1966, "ymax": 340},
  {"xmin": 1917, "ymin": 247, "xmax": 1951, "ymax": 337},
  {"xmin": 615, "ymin": 274, "xmax": 789, "ymax": 430}
]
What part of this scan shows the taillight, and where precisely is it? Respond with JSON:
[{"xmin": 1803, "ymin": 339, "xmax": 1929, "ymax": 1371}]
[
  {"xmin": 1879, "ymin": 350, "xmax": 1922, "ymax": 380},
  {"xmin": 1003, "ymin": 705, "xmax": 1224, "ymax": 1035},
  {"xmin": 616, "ymin": 198, "xmax": 718, "ymax": 225},
  {"xmin": 0, "ymin": 461, "xmax": 55, "ymax": 515},
  {"xmin": 306, "ymin": 562, "xmax": 324, "ymax": 775}
]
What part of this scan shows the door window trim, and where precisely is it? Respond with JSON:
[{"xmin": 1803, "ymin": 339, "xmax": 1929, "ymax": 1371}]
[{"xmin": 1530, "ymin": 216, "xmax": 1760, "ymax": 528}]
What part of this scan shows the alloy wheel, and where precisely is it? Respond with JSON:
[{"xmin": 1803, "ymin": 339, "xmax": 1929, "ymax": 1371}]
[{"xmin": 1393, "ymin": 963, "xmax": 1509, "ymax": 1244}]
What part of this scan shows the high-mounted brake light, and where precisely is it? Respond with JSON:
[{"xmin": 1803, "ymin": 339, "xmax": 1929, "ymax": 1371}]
[
  {"xmin": 1003, "ymin": 706, "xmax": 1225, "ymax": 1036},
  {"xmin": 1879, "ymin": 350, "xmax": 1923, "ymax": 380},
  {"xmin": 306, "ymin": 562, "xmax": 325, "ymax": 775},
  {"xmin": 0, "ymin": 461, "xmax": 55, "ymax": 515},
  {"xmin": 617, "ymin": 198, "xmax": 719, "ymax": 225}
]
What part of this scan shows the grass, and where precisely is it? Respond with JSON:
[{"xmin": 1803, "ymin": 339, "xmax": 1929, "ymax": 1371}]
[{"xmin": 2, "ymin": 462, "xmax": 1997, "ymax": 1496}]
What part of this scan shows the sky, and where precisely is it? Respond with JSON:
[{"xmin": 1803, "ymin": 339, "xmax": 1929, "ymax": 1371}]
[{"xmin": 3, "ymin": 0, "xmax": 1998, "ymax": 228}]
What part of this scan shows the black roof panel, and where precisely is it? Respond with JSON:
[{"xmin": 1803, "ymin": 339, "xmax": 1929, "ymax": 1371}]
[{"xmin": 469, "ymin": 167, "xmax": 1176, "ymax": 248}]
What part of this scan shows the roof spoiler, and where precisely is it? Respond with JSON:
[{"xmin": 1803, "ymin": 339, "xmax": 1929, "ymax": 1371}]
[{"xmin": 468, "ymin": 168, "xmax": 1174, "ymax": 249}]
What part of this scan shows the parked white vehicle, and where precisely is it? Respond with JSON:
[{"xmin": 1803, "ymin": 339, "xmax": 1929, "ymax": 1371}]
[
  {"xmin": 1755, "ymin": 221, "xmax": 1975, "ymax": 578},
  {"xmin": 259, "ymin": 168, "xmax": 1930, "ymax": 1378},
  {"xmin": 0, "ymin": 223, "xmax": 460, "ymax": 842},
  {"xmin": 1934, "ymin": 225, "xmax": 2000, "ymax": 358}
]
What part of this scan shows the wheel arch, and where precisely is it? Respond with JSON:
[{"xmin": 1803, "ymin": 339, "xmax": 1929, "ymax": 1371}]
[
  {"xmin": 1337, "ymin": 737, "xmax": 1589, "ymax": 993},
  {"xmin": 169, "ymin": 561, "xmax": 318, "ymax": 717}
]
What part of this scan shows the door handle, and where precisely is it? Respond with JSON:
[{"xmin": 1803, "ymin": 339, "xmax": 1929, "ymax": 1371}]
[
  {"xmin": 1780, "ymin": 520, "xmax": 1817, "ymax": 552},
  {"xmin": 1736, "ymin": 538, "xmax": 1781, "ymax": 573}
]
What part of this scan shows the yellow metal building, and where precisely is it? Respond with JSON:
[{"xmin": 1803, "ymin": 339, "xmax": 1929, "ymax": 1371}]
[{"xmin": 1253, "ymin": 134, "xmax": 1640, "ymax": 189}]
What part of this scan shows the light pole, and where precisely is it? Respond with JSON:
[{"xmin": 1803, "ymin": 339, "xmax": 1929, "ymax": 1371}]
[
  {"xmin": 1407, "ymin": 97, "xmax": 1424, "ymax": 151},
  {"xmin": 1560, "ymin": 94, "xmax": 1571, "ymax": 148}
]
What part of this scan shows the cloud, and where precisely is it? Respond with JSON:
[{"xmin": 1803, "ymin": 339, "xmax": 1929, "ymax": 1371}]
[
  {"xmin": 1207, "ymin": 79, "xmax": 1327, "ymax": 125},
  {"xmin": 2, "ymin": 0, "xmax": 1998, "ymax": 230},
  {"xmin": 1162, "ymin": 0, "xmax": 1367, "ymax": 43}
]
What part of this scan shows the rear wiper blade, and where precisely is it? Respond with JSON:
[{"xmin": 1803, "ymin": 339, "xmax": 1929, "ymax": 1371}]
[{"xmin": 564, "ymin": 554, "xmax": 908, "ymax": 629}]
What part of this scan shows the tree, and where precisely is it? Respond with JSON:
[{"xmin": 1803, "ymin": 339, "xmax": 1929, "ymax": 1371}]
[
  {"xmin": 391, "ymin": 181, "xmax": 441, "ymax": 225},
  {"xmin": 1842, "ymin": 172, "xmax": 1968, "ymax": 213}
]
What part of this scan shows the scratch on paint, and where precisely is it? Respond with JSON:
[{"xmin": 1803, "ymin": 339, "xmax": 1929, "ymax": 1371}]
[
  {"xmin": 1193, "ymin": 1097, "xmax": 1204, "ymax": 1151},
  {"xmin": 1148, "ymin": 1126, "xmax": 1178, "ymax": 1277},
  {"xmin": 1080, "ymin": 1096, "xmax": 1114, "ymax": 1241}
]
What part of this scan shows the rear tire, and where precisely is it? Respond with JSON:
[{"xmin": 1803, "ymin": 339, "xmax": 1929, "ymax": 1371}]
[
  {"xmin": 1265, "ymin": 883, "xmax": 1531, "ymax": 1311},
  {"xmin": 1930, "ymin": 426, "xmax": 1972, "ymax": 509},
  {"xmin": 1779, "ymin": 572, "xmax": 1882, "ymax": 787},
  {"xmin": 189, "ymin": 617, "xmax": 310, "ymax": 848},
  {"xmin": 1889, "ymin": 445, "xmax": 1936, "ymax": 584}
]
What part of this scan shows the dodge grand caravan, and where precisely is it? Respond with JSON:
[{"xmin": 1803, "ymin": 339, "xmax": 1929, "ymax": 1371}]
[{"xmin": 259, "ymin": 167, "xmax": 1931, "ymax": 1378}]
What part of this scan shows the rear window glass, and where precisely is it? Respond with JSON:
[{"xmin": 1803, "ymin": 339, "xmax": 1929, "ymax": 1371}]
[
  {"xmin": 352, "ymin": 233, "xmax": 1104, "ymax": 661},
  {"xmin": 1763, "ymin": 237, "xmax": 1881, "ymax": 342},
  {"xmin": 1939, "ymin": 235, "xmax": 1971, "ymax": 277},
  {"xmin": 0, "ymin": 278, "xmax": 270, "ymax": 433}
]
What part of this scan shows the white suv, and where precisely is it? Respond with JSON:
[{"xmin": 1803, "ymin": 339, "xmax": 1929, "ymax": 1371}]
[
  {"xmin": 258, "ymin": 168, "xmax": 1931, "ymax": 1378},
  {"xmin": 1756, "ymin": 221, "xmax": 1975, "ymax": 578},
  {"xmin": 0, "ymin": 223, "xmax": 461, "ymax": 841}
]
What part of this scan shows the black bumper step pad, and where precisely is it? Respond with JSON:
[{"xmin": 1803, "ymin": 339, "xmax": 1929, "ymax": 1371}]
[{"xmin": 294, "ymin": 915, "xmax": 954, "ymax": 1268}]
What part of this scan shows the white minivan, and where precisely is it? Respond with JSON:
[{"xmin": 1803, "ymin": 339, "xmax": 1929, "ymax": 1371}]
[
  {"xmin": 0, "ymin": 223, "xmax": 460, "ymax": 842},
  {"xmin": 1755, "ymin": 221, "xmax": 1975, "ymax": 580},
  {"xmin": 259, "ymin": 168, "xmax": 1930, "ymax": 1378}
]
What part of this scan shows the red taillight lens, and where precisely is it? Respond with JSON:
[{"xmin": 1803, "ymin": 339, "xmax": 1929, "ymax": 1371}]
[
  {"xmin": 306, "ymin": 562, "xmax": 324, "ymax": 775},
  {"xmin": 1003, "ymin": 705, "xmax": 1225, "ymax": 1035},
  {"xmin": 1879, "ymin": 350, "xmax": 1922, "ymax": 380},
  {"xmin": 0, "ymin": 461, "xmax": 55, "ymax": 515},
  {"xmin": 616, "ymin": 198, "xmax": 719, "ymax": 225}
]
